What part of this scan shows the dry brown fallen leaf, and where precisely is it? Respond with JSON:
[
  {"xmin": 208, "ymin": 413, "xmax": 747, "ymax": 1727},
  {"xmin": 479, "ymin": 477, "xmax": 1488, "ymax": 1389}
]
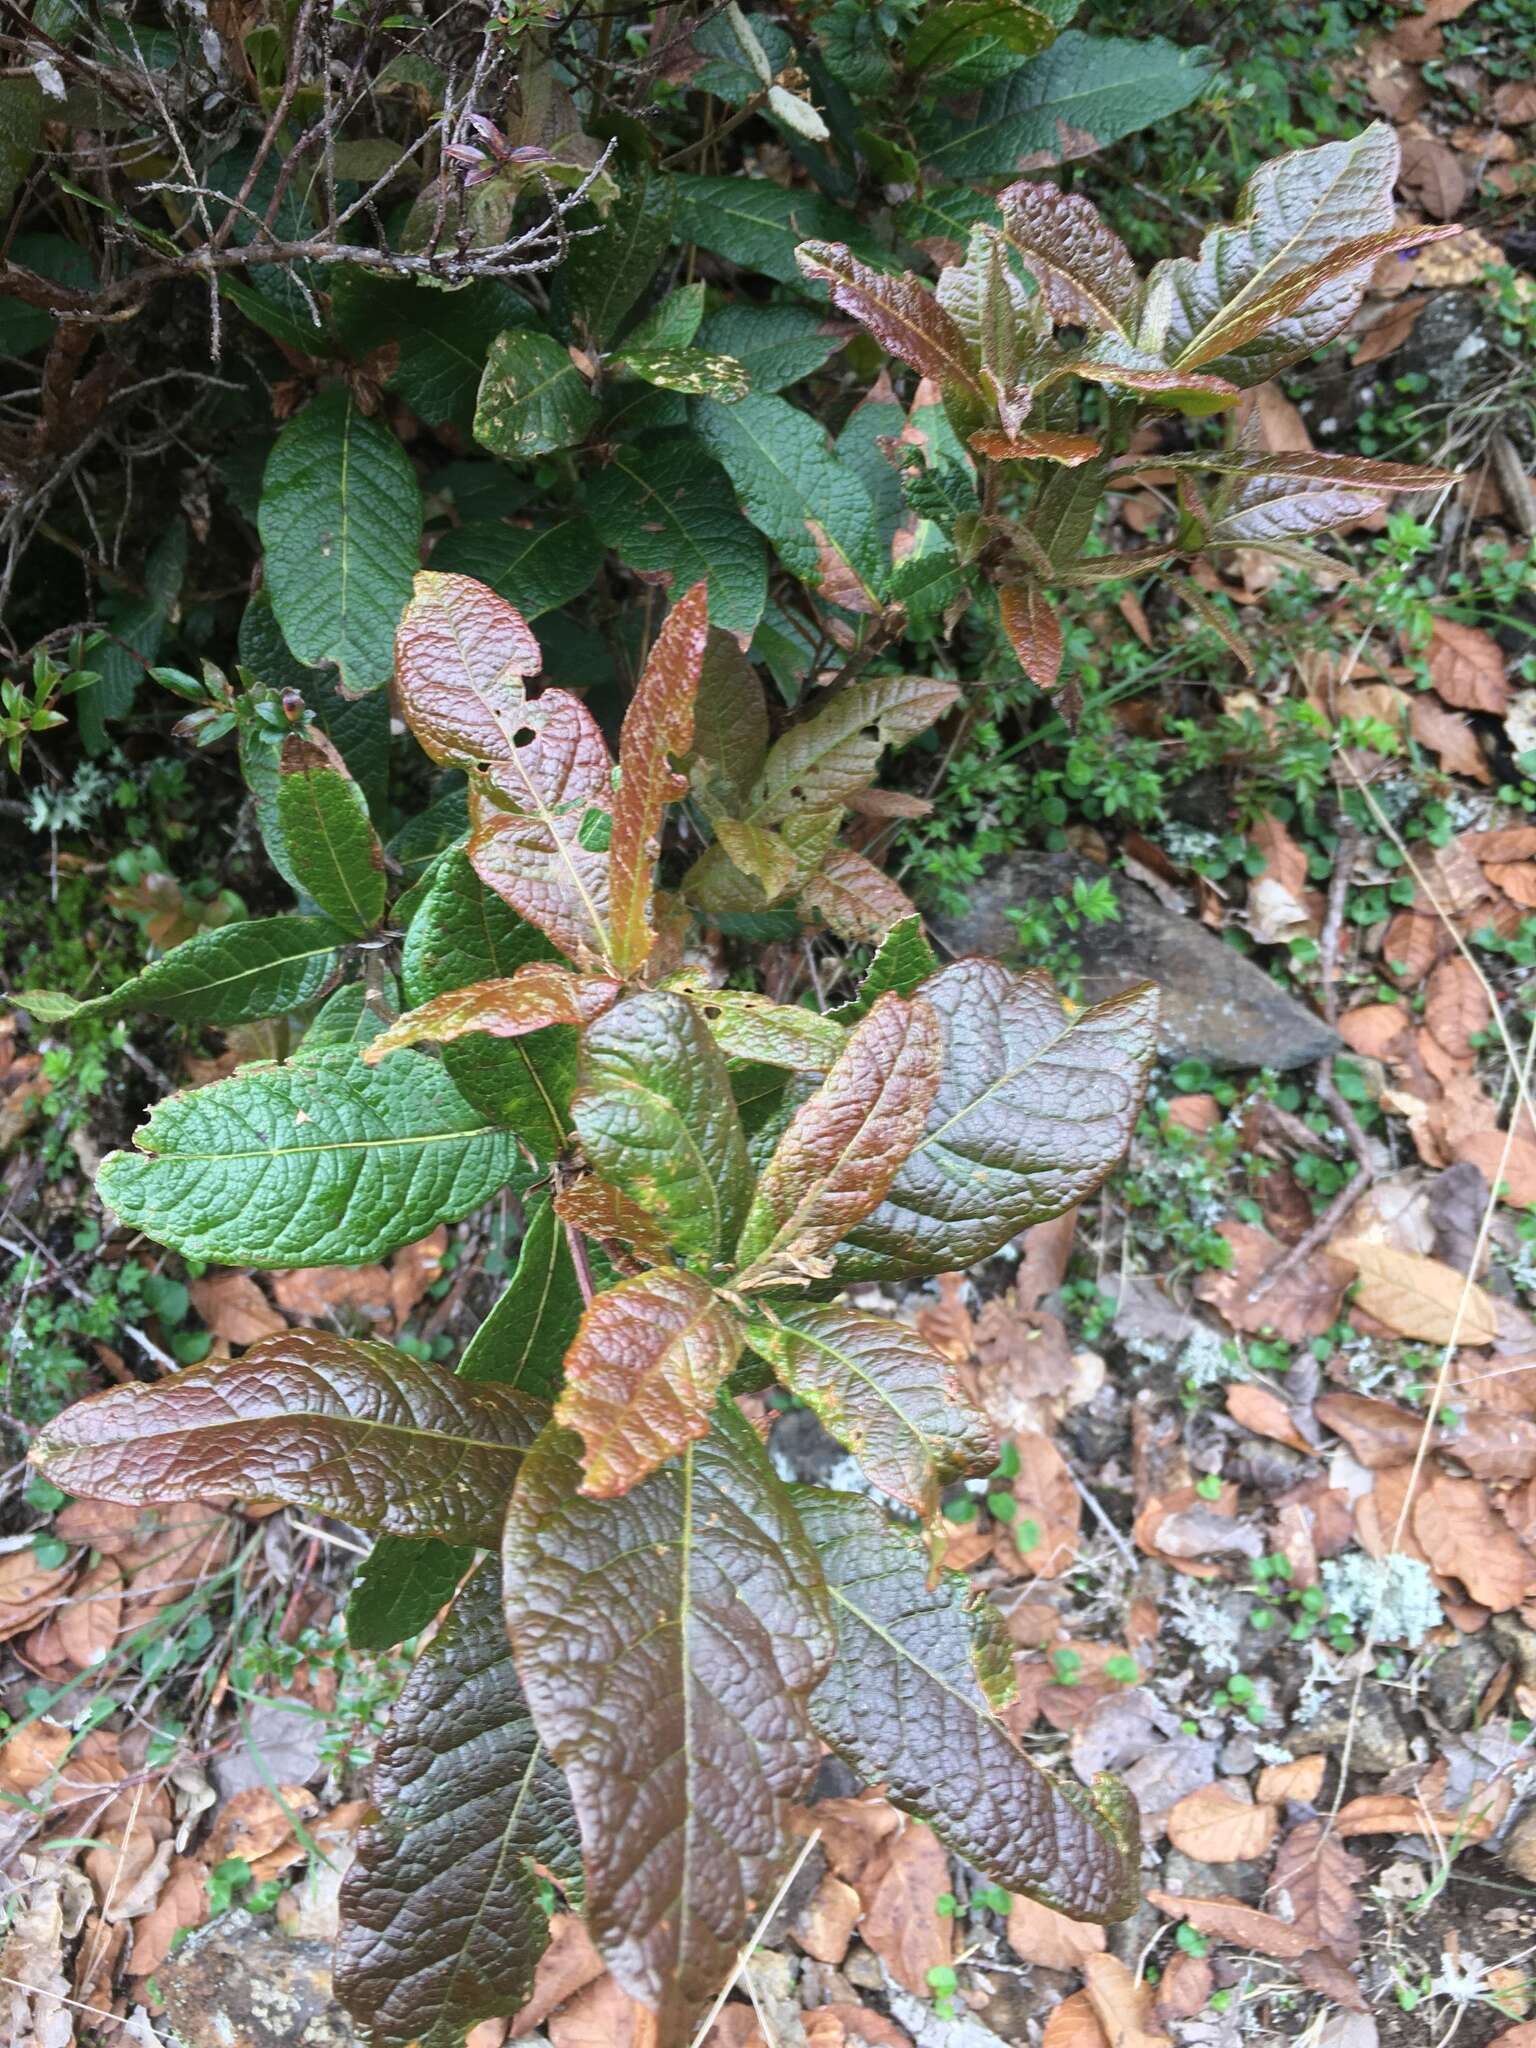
[
  {"xmin": 1331, "ymin": 1239, "xmax": 1499, "ymax": 1346},
  {"xmin": 125, "ymin": 1856, "xmax": 207, "ymax": 1979},
  {"xmin": 1409, "ymin": 694, "xmax": 1490, "ymax": 781},
  {"xmin": 1413, "ymin": 1471, "xmax": 1534, "ymax": 1611},
  {"xmin": 1153, "ymin": 1951, "xmax": 1214, "ymax": 2024},
  {"xmin": 1166, "ymin": 1782, "xmax": 1278, "ymax": 1863},
  {"xmin": 1195, "ymin": 1221, "xmax": 1351, "ymax": 1341},
  {"xmin": 858, "ymin": 1823, "xmax": 952, "ymax": 1997},
  {"xmin": 54, "ymin": 1557, "xmax": 123, "ymax": 1672},
  {"xmin": 1269, "ymin": 1820, "xmax": 1364, "ymax": 1962},
  {"xmin": 803, "ymin": 2007, "xmax": 913, "ymax": 2048},
  {"xmin": 187, "ymin": 1270, "xmax": 286, "ymax": 1346},
  {"xmin": 1083, "ymin": 1953, "xmax": 1171, "ymax": 2048},
  {"xmin": 1426, "ymin": 615, "xmax": 1509, "ymax": 715},
  {"xmin": 793, "ymin": 1872, "xmax": 862, "ymax": 1966},
  {"xmin": 1225, "ymin": 1381, "xmax": 1312, "ymax": 1453},
  {"xmin": 1256, "ymin": 1754, "xmax": 1327, "ymax": 1806},
  {"xmin": 550, "ymin": 1974, "xmax": 659, "ymax": 2048},
  {"xmin": 1425, "ymin": 956, "xmax": 1492, "ymax": 1061},
  {"xmin": 1145, "ymin": 1889, "xmax": 1313, "ymax": 1961},
  {"xmin": 1454, "ymin": 1125, "xmax": 1536, "ymax": 1207},
  {"xmin": 1007, "ymin": 1428, "xmax": 1082, "ymax": 1577},
  {"xmin": 1007, "ymin": 1893, "xmax": 1107, "ymax": 1971},
  {"xmin": 0, "ymin": 1548, "xmax": 76, "ymax": 1645},
  {"xmin": 1042, "ymin": 1990, "xmax": 1111, "ymax": 2048},
  {"xmin": 507, "ymin": 1915, "xmax": 607, "ymax": 2037},
  {"xmin": 1314, "ymin": 1390, "xmax": 1433, "ymax": 1469}
]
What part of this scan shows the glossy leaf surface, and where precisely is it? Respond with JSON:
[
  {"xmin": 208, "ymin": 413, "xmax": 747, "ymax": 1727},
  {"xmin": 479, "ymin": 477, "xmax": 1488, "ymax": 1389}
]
[
  {"xmin": 833, "ymin": 960, "xmax": 1158, "ymax": 1281},
  {"xmin": 275, "ymin": 734, "xmax": 386, "ymax": 936},
  {"xmin": 503, "ymin": 1408, "xmax": 833, "ymax": 2032},
  {"xmin": 554, "ymin": 1267, "xmax": 745, "ymax": 1495},
  {"xmin": 609, "ymin": 582, "xmax": 709, "ymax": 975},
  {"xmin": 798, "ymin": 1489, "xmax": 1140, "ymax": 1920},
  {"xmin": 15, "ymin": 914, "xmax": 341, "ymax": 1027},
  {"xmin": 32, "ymin": 1330, "xmax": 544, "ymax": 1543},
  {"xmin": 735, "ymin": 993, "xmax": 942, "ymax": 1285},
  {"xmin": 794, "ymin": 241, "xmax": 985, "ymax": 403},
  {"xmin": 572, "ymin": 992, "xmax": 752, "ymax": 1268},
  {"xmin": 996, "ymin": 180, "xmax": 1141, "ymax": 341},
  {"xmin": 363, "ymin": 965, "xmax": 620, "ymax": 1063},
  {"xmin": 97, "ymin": 1048, "xmax": 520, "ymax": 1267},
  {"xmin": 747, "ymin": 1305, "xmax": 994, "ymax": 1515},
  {"xmin": 336, "ymin": 1564, "xmax": 581, "ymax": 2048}
]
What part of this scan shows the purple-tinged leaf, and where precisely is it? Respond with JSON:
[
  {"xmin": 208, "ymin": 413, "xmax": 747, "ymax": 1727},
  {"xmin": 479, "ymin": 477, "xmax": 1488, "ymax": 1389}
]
[
  {"xmin": 503, "ymin": 1408, "xmax": 834, "ymax": 2033},
  {"xmin": 794, "ymin": 241, "xmax": 986, "ymax": 404},
  {"xmin": 971, "ymin": 428, "xmax": 1101, "ymax": 466},
  {"xmin": 996, "ymin": 180, "xmax": 1142, "ymax": 342},
  {"xmin": 395, "ymin": 571, "xmax": 542, "ymax": 769},
  {"xmin": 801, "ymin": 847, "xmax": 921, "ymax": 944},
  {"xmin": 31, "ymin": 1331, "xmax": 545, "ymax": 1545},
  {"xmin": 999, "ymin": 581, "xmax": 1064, "ymax": 690},
  {"xmin": 554, "ymin": 1267, "xmax": 744, "ymax": 1495}
]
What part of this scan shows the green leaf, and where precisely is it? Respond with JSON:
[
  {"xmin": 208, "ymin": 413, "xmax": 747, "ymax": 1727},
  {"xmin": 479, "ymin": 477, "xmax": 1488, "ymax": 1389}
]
[
  {"xmin": 697, "ymin": 303, "xmax": 845, "ymax": 393},
  {"xmin": 345, "ymin": 1538, "xmax": 474, "ymax": 1653},
  {"xmin": 626, "ymin": 283, "xmax": 707, "ymax": 350},
  {"xmin": 97, "ymin": 1048, "xmax": 522, "ymax": 1267},
  {"xmin": 305, "ymin": 979, "xmax": 396, "ymax": 1051},
  {"xmin": 688, "ymin": 630, "xmax": 770, "ymax": 812},
  {"xmin": 13, "ymin": 915, "xmax": 342, "ymax": 1028},
  {"xmin": 692, "ymin": 391, "xmax": 885, "ymax": 605},
  {"xmin": 583, "ymin": 436, "xmax": 768, "ymax": 641},
  {"xmin": 428, "ymin": 515, "xmax": 605, "ymax": 620},
  {"xmin": 796, "ymin": 1489, "xmax": 1140, "ymax": 1919},
  {"xmin": 744, "ymin": 673, "xmax": 960, "ymax": 829},
  {"xmin": 917, "ymin": 32, "xmax": 1215, "ymax": 178},
  {"xmin": 748, "ymin": 1306, "xmax": 993, "ymax": 1514},
  {"xmin": 551, "ymin": 170, "xmax": 674, "ymax": 347},
  {"xmin": 33, "ymin": 1331, "xmax": 544, "ymax": 1544},
  {"xmin": 735, "ymin": 994, "xmax": 942, "ymax": 1286},
  {"xmin": 239, "ymin": 592, "xmax": 391, "ymax": 817},
  {"xmin": 276, "ymin": 735, "xmax": 387, "ymax": 936},
  {"xmin": 663, "ymin": 981, "xmax": 846, "ymax": 1070},
  {"xmin": 335, "ymin": 1563, "xmax": 580, "ymax": 2048},
  {"xmin": 572, "ymin": 992, "xmax": 753, "ymax": 1269},
  {"xmin": 833, "ymin": 959, "xmax": 1158, "ymax": 1281},
  {"xmin": 671, "ymin": 175, "xmax": 878, "ymax": 287},
  {"xmin": 459, "ymin": 1196, "xmax": 585, "ymax": 1402},
  {"xmin": 906, "ymin": 0, "xmax": 1066, "ymax": 77},
  {"xmin": 555, "ymin": 1268, "xmax": 745, "ymax": 1495},
  {"xmin": 615, "ymin": 346, "xmax": 751, "ymax": 400},
  {"xmin": 833, "ymin": 915, "xmax": 939, "ymax": 1021},
  {"xmin": 332, "ymin": 273, "xmax": 534, "ymax": 430},
  {"xmin": 503, "ymin": 1407, "xmax": 834, "ymax": 2032},
  {"xmin": 474, "ymin": 330, "xmax": 598, "ymax": 458},
  {"xmin": 402, "ymin": 848, "xmax": 574, "ymax": 1158},
  {"xmin": 258, "ymin": 388, "xmax": 424, "ymax": 694},
  {"xmin": 0, "ymin": 76, "xmax": 42, "ymax": 218}
]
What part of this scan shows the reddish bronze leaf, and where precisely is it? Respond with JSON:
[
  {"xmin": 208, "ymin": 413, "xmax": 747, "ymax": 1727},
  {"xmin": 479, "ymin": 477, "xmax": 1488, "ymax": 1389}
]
[
  {"xmin": 999, "ymin": 583, "xmax": 1064, "ymax": 690},
  {"xmin": 362, "ymin": 966, "xmax": 621, "ymax": 1064},
  {"xmin": 801, "ymin": 848, "xmax": 920, "ymax": 944},
  {"xmin": 795, "ymin": 241, "xmax": 985, "ymax": 403},
  {"xmin": 552, "ymin": 1171, "xmax": 675, "ymax": 1267},
  {"xmin": 996, "ymin": 181, "xmax": 1142, "ymax": 341},
  {"xmin": 554, "ymin": 1267, "xmax": 744, "ymax": 1495},
  {"xmin": 971, "ymin": 429, "xmax": 1102, "ymax": 466},
  {"xmin": 734, "ymin": 993, "xmax": 942, "ymax": 1288},
  {"xmin": 609, "ymin": 582, "xmax": 710, "ymax": 977},
  {"xmin": 395, "ymin": 571, "xmax": 542, "ymax": 769}
]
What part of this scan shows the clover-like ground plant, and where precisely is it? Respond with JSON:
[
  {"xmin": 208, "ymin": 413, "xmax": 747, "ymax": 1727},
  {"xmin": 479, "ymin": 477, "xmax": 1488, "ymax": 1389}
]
[{"xmin": 28, "ymin": 567, "xmax": 1159, "ymax": 2044}]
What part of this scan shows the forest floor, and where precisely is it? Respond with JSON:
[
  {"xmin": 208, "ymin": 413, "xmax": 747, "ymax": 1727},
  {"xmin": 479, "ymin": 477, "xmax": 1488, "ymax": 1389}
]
[{"xmin": 4, "ymin": 5, "xmax": 1536, "ymax": 2048}]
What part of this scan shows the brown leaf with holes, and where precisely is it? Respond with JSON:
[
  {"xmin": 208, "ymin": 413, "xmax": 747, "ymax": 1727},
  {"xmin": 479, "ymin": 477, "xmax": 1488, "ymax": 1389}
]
[
  {"xmin": 1195, "ymin": 1221, "xmax": 1351, "ymax": 1341},
  {"xmin": 1331, "ymin": 1240, "xmax": 1499, "ymax": 1346},
  {"xmin": 1414, "ymin": 1471, "xmax": 1534, "ymax": 1611},
  {"xmin": 1167, "ymin": 1783, "xmax": 1278, "ymax": 1863},
  {"xmin": 1426, "ymin": 957, "xmax": 1492, "ymax": 1062},
  {"xmin": 1426, "ymin": 617, "xmax": 1509, "ymax": 714},
  {"xmin": 1269, "ymin": 1820, "xmax": 1364, "ymax": 1961},
  {"xmin": 1006, "ymin": 1894, "xmax": 1107, "ymax": 1971}
]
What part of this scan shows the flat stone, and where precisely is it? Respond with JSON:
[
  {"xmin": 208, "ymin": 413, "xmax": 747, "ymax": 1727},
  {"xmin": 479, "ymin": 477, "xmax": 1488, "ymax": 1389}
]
[
  {"xmin": 1426, "ymin": 1633, "xmax": 1505, "ymax": 1733},
  {"xmin": 158, "ymin": 1910, "xmax": 357, "ymax": 2048},
  {"xmin": 931, "ymin": 853, "xmax": 1340, "ymax": 1072},
  {"xmin": 1288, "ymin": 1682, "xmax": 1410, "ymax": 1776},
  {"xmin": 1161, "ymin": 1848, "xmax": 1267, "ymax": 1906}
]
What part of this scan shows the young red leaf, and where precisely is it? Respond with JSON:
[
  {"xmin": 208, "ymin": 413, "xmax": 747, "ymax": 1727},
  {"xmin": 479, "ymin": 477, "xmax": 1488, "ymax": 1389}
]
[
  {"xmin": 1117, "ymin": 451, "xmax": 1458, "ymax": 489},
  {"xmin": 1062, "ymin": 356, "xmax": 1241, "ymax": 408},
  {"xmin": 734, "ymin": 992, "xmax": 942, "ymax": 1287},
  {"xmin": 971, "ymin": 429, "xmax": 1102, "ymax": 466},
  {"xmin": 795, "ymin": 241, "xmax": 986, "ymax": 404},
  {"xmin": 833, "ymin": 960, "xmax": 1158, "ymax": 1282},
  {"xmin": 394, "ymin": 570, "xmax": 542, "ymax": 769},
  {"xmin": 996, "ymin": 181, "xmax": 1142, "ymax": 342},
  {"xmin": 553, "ymin": 1267, "xmax": 744, "ymax": 1495},
  {"xmin": 504, "ymin": 1409, "xmax": 834, "ymax": 2036},
  {"xmin": 552, "ymin": 1170, "xmax": 676, "ymax": 1266},
  {"xmin": 800, "ymin": 846, "xmax": 921, "ymax": 944},
  {"xmin": 30, "ymin": 1331, "xmax": 545, "ymax": 1545},
  {"xmin": 608, "ymin": 581, "xmax": 709, "ymax": 976},
  {"xmin": 999, "ymin": 582, "xmax": 1064, "ymax": 691},
  {"xmin": 362, "ymin": 965, "xmax": 621, "ymax": 1064},
  {"xmin": 335, "ymin": 1563, "xmax": 581, "ymax": 2048},
  {"xmin": 746, "ymin": 1305, "xmax": 994, "ymax": 1516}
]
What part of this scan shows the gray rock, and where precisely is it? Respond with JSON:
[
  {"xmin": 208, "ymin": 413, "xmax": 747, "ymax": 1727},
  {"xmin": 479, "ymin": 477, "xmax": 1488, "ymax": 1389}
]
[
  {"xmin": 931, "ymin": 853, "xmax": 1339, "ymax": 1071},
  {"xmin": 1288, "ymin": 1681, "xmax": 1410, "ymax": 1775},
  {"xmin": 1425, "ymin": 1633, "xmax": 1505, "ymax": 1733},
  {"xmin": 158, "ymin": 1909, "xmax": 357, "ymax": 2047},
  {"xmin": 1106, "ymin": 1895, "xmax": 1164, "ymax": 1969},
  {"xmin": 1160, "ymin": 1847, "xmax": 1267, "ymax": 1906}
]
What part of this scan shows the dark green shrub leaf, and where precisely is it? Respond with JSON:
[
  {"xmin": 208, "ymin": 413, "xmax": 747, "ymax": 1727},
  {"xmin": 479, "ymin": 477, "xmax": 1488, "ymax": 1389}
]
[
  {"xmin": 258, "ymin": 388, "xmax": 423, "ymax": 694},
  {"xmin": 332, "ymin": 273, "xmax": 535, "ymax": 430},
  {"xmin": 554, "ymin": 1267, "xmax": 744, "ymax": 1495},
  {"xmin": 428, "ymin": 515, "xmax": 605, "ymax": 620},
  {"xmin": 346, "ymin": 1538, "xmax": 474, "ymax": 1654},
  {"xmin": 833, "ymin": 960, "xmax": 1158, "ymax": 1281},
  {"xmin": 905, "ymin": 0, "xmax": 1066, "ymax": 77},
  {"xmin": 697, "ymin": 303, "xmax": 846, "ymax": 393},
  {"xmin": 735, "ymin": 993, "xmax": 942, "ymax": 1286},
  {"xmin": 475, "ymin": 329, "xmax": 598, "ymax": 458},
  {"xmin": 671, "ymin": 175, "xmax": 875, "ymax": 286},
  {"xmin": 32, "ymin": 1331, "xmax": 544, "ymax": 1543},
  {"xmin": 584, "ymin": 437, "xmax": 768, "ymax": 641},
  {"xmin": 503, "ymin": 1407, "xmax": 834, "ymax": 2031},
  {"xmin": 276, "ymin": 734, "xmax": 387, "ymax": 935},
  {"xmin": 401, "ymin": 848, "xmax": 575, "ymax": 1157},
  {"xmin": 796, "ymin": 1488, "xmax": 1140, "ymax": 1920},
  {"xmin": 747, "ymin": 1305, "xmax": 994, "ymax": 1514},
  {"xmin": 459, "ymin": 1196, "xmax": 585, "ymax": 1401},
  {"xmin": 615, "ymin": 347, "xmax": 750, "ymax": 400},
  {"xmin": 14, "ymin": 915, "xmax": 341, "ymax": 1027},
  {"xmin": 832, "ymin": 914, "xmax": 938, "ymax": 1021},
  {"xmin": 336, "ymin": 1562, "xmax": 581, "ymax": 2048},
  {"xmin": 552, "ymin": 170, "xmax": 674, "ymax": 348},
  {"xmin": 572, "ymin": 991, "xmax": 752, "ymax": 1267},
  {"xmin": 97, "ymin": 1048, "xmax": 522, "ymax": 1267}
]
